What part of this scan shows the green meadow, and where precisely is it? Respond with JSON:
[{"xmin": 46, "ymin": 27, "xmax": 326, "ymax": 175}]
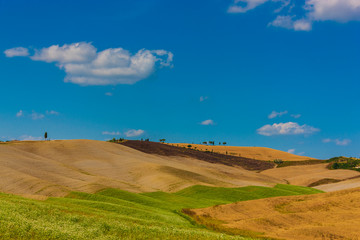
[{"xmin": 0, "ymin": 184, "xmax": 323, "ymax": 240}]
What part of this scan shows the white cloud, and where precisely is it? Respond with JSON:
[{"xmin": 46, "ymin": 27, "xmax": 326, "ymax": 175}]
[
  {"xmin": 293, "ymin": 18, "xmax": 312, "ymax": 31},
  {"xmin": 291, "ymin": 114, "xmax": 301, "ymax": 119},
  {"xmin": 5, "ymin": 42, "xmax": 173, "ymax": 86},
  {"xmin": 125, "ymin": 129, "xmax": 144, "ymax": 137},
  {"xmin": 323, "ymin": 138, "xmax": 351, "ymax": 146},
  {"xmin": 287, "ymin": 148, "xmax": 295, "ymax": 154},
  {"xmin": 257, "ymin": 122, "xmax": 320, "ymax": 136},
  {"xmin": 200, "ymin": 96, "xmax": 208, "ymax": 102},
  {"xmin": 105, "ymin": 92, "xmax": 113, "ymax": 96},
  {"xmin": 228, "ymin": 0, "xmax": 269, "ymax": 13},
  {"xmin": 102, "ymin": 131, "xmax": 121, "ymax": 136},
  {"xmin": 19, "ymin": 135, "xmax": 42, "ymax": 141},
  {"xmin": 31, "ymin": 42, "xmax": 97, "ymax": 63},
  {"xmin": 229, "ymin": 0, "xmax": 360, "ymax": 30},
  {"xmin": 268, "ymin": 16, "xmax": 312, "ymax": 31},
  {"xmin": 31, "ymin": 111, "xmax": 45, "ymax": 120},
  {"xmin": 4, "ymin": 47, "xmax": 29, "ymax": 57},
  {"xmin": 16, "ymin": 110, "xmax": 23, "ymax": 117},
  {"xmin": 46, "ymin": 110, "xmax": 59, "ymax": 115},
  {"xmin": 306, "ymin": 0, "xmax": 360, "ymax": 22},
  {"xmin": 200, "ymin": 119, "xmax": 215, "ymax": 125},
  {"xmin": 268, "ymin": 110, "xmax": 288, "ymax": 119},
  {"xmin": 335, "ymin": 139, "xmax": 351, "ymax": 146}
]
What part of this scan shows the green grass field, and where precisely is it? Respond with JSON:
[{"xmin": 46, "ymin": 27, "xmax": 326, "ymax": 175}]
[{"xmin": 0, "ymin": 184, "xmax": 323, "ymax": 240}]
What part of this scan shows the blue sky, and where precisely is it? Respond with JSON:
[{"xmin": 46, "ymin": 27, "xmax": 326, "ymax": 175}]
[{"xmin": 0, "ymin": 0, "xmax": 359, "ymax": 159}]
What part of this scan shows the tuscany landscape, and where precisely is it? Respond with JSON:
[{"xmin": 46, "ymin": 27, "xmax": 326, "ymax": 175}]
[{"xmin": 0, "ymin": 0, "xmax": 359, "ymax": 239}]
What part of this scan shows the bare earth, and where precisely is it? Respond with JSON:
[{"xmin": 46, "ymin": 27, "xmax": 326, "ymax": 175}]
[
  {"xmin": 0, "ymin": 140, "xmax": 282, "ymax": 197},
  {"xmin": 170, "ymin": 143, "xmax": 315, "ymax": 161},
  {"xmin": 192, "ymin": 188, "xmax": 360, "ymax": 240}
]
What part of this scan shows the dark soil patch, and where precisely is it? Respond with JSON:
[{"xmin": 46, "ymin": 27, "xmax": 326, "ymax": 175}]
[
  {"xmin": 119, "ymin": 140, "xmax": 275, "ymax": 171},
  {"xmin": 308, "ymin": 178, "xmax": 342, "ymax": 187}
]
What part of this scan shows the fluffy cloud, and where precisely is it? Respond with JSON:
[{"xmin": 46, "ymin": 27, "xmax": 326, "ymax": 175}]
[
  {"xmin": 229, "ymin": 0, "xmax": 360, "ymax": 31},
  {"xmin": 268, "ymin": 110, "xmax": 288, "ymax": 119},
  {"xmin": 200, "ymin": 119, "xmax": 215, "ymax": 125},
  {"xmin": 102, "ymin": 131, "xmax": 121, "ymax": 136},
  {"xmin": 287, "ymin": 149, "xmax": 295, "ymax": 154},
  {"xmin": 4, "ymin": 47, "xmax": 29, "ymax": 57},
  {"xmin": 16, "ymin": 110, "xmax": 23, "ymax": 117},
  {"xmin": 323, "ymin": 138, "xmax": 351, "ymax": 146},
  {"xmin": 257, "ymin": 122, "xmax": 320, "ymax": 136},
  {"xmin": 269, "ymin": 16, "xmax": 312, "ymax": 31},
  {"xmin": 5, "ymin": 42, "xmax": 173, "ymax": 86},
  {"xmin": 125, "ymin": 129, "xmax": 144, "ymax": 137},
  {"xmin": 307, "ymin": 0, "xmax": 360, "ymax": 22}
]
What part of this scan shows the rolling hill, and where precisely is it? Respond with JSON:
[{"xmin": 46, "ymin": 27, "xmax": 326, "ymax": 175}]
[
  {"xmin": 169, "ymin": 143, "xmax": 316, "ymax": 161},
  {"xmin": 190, "ymin": 187, "xmax": 360, "ymax": 240},
  {"xmin": 0, "ymin": 140, "xmax": 282, "ymax": 197}
]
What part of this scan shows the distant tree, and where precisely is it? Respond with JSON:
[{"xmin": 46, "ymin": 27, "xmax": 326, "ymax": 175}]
[
  {"xmin": 223, "ymin": 142, "xmax": 227, "ymax": 145},
  {"xmin": 44, "ymin": 132, "xmax": 48, "ymax": 141},
  {"xmin": 209, "ymin": 141, "xmax": 215, "ymax": 146},
  {"xmin": 219, "ymin": 142, "xmax": 221, "ymax": 145},
  {"xmin": 159, "ymin": 139, "xmax": 166, "ymax": 143},
  {"xmin": 187, "ymin": 144, "xmax": 192, "ymax": 148},
  {"xmin": 202, "ymin": 141, "xmax": 207, "ymax": 145}
]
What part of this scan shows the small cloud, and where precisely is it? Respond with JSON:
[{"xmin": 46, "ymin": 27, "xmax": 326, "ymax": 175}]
[
  {"xmin": 102, "ymin": 131, "xmax": 121, "ymax": 136},
  {"xmin": 268, "ymin": 110, "xmax": 288, "ymax": 119},
  {"xmin": 228, "ymin": 0, "xmax": 269, "ymax": 13},
  {"xmin": 268, "ymin": 16, "xmax": 312, "ymax": 31},
  {"xmin": 31, "ymin": 111, "xmax": 45, "ymax": 120},
  {"xmin": 4, "ymin": 47, "xmax": 29, "ymax": 57},
  {"xmin": 16, "ymin": 110, "xmax": 24, "ymax": 117},
  {"xmin": 105, "ymin": 92, "xmax": 113, "ymax": 96},
  {"xmin": 297, "ymin": 152, "xmax": 305, "ymax": 156},
  {"xmin": 323, "ymin": 138, "xmax": 351, "ymax": 146},
  {"xmin": 287, "ymin": 149, "xmax": 295, "ymax": 154},
  {"xmin": 19, "ymin": 135, "xmax": 42, "ymax": 141},
  {"xmin": 291, "ymin": 114, "xmax": 301, "ymax": 119},
  {"xmin": 200, "ymin": 119, "xmax": 214, "ymax": 125},
  {"xmin": 46, "ymin": 110, "xmax": 59, "ymax": 115},
  {"xmin": 125, "ymin": 129, "xmax": 144, "ymax": 137},
  {"xmin": 200, "ymin": 96, "xmax": 208, "ymax": 102},
  {"xmin": 257, "ymin": 122, "xmax": 320, "ymax": 136}
]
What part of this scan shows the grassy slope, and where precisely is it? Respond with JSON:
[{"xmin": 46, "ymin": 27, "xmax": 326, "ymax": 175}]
[{"xmin": 0, "ymin": 185, "xmax": 322, "ymax": 240}]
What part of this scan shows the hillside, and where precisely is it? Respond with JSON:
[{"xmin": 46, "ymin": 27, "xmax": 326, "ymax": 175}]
[
  {"xmin": 0, "ymin": 184, "xmax": 321, "ymax": 240},
  {"xmin": 261, "ymin": 163, "xmax": 360, "ymax": 187},
  {"xmin": 0, "ymin": 140, "xmax": 282, "ymax": 197},
  {"xmin": 189, "ymin": 187, "xmax": 360, "ymax": 240},
  {"xmin": 170, "ymin": 143, "xmax": 316, "ymax": 161}
]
